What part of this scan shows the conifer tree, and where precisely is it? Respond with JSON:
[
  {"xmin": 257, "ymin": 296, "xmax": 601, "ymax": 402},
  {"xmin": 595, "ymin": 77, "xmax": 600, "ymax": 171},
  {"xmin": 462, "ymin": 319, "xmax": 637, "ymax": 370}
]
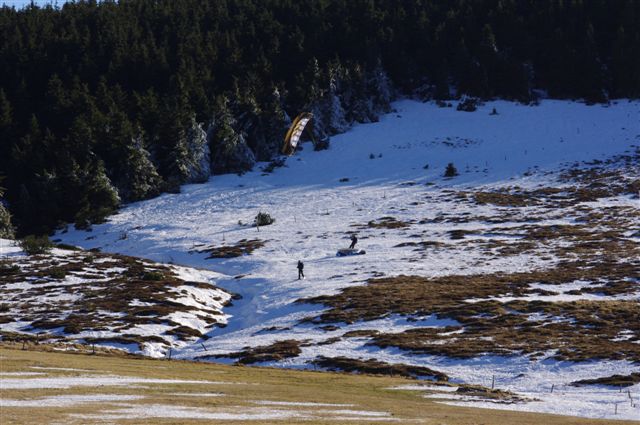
[
  {"xmin": 208, "ymin": 96, "xmax": 255, "ymax": 174},
  {"xmin": 74, "ymin": 159, "xmax": 120, "ymax": 229},
  {"xmin": 0, "ymin": 178, "xmax": 15, "ymax": 239}
]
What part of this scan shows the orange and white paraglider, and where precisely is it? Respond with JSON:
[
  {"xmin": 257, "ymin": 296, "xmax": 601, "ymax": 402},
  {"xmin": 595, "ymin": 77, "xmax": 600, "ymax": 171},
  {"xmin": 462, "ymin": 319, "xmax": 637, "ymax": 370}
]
[{"xmin": 281, "ymin": 112, "xmax": 314, "ymax": 155}]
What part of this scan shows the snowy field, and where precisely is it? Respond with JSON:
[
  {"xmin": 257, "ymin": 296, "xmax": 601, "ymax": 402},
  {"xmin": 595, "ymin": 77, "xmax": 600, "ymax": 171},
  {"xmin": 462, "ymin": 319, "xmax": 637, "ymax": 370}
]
[{"xmin": 4, "ymin": 98, "xmax": 639, "ymax": 420}]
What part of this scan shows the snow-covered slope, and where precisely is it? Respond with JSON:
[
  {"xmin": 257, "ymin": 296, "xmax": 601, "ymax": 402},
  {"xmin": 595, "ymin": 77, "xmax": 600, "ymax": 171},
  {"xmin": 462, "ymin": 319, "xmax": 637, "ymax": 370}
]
[{"xmin": 15, "ymin": 99, "xmax": 640, "ymax": 420}]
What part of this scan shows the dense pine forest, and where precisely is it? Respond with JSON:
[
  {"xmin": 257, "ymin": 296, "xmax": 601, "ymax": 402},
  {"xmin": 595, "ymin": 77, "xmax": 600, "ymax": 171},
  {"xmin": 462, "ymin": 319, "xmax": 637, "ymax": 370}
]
[{"xmin": 0, "ymin": 0, "xmax": 639, "ymax": 237}]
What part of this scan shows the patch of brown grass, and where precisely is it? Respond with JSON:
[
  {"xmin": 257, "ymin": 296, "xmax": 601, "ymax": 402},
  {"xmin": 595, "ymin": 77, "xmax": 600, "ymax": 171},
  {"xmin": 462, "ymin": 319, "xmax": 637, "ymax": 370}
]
[
  {"xmin": 194, "ymin": 239, "xmax": 266, "ymax": 259},
  {"xmin": 203, "ymin": 339, "xmax": 304, "ymax": 364},
  {"xmin": 311, "ymin": 356, "xmax": 448, "ymax": 381},
  {"xmin": 571, "ymin": 372, "xmax": 640, "ymax": 388},
  {"xmin": 300, "ymin": 258, "xmax": 640, "ymax": 362}
]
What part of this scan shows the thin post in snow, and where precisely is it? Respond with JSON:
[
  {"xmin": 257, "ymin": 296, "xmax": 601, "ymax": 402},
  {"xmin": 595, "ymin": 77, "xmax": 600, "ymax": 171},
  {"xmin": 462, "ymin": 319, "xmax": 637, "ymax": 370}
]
[
  {"xmin": 550, "ymin": 384, "xmax": 554, "ymax": 393},
  {"xmin": 201, "ymin": 343, "xmax": 207, "ymax": 352},
  {"xmin": 491, "ymin": 375, "xmax": 495, "ymax": 390},
  {"xmin": 614, "ymin": 403, "xmax": 618, "ymax": 415},
  {"xmin": 167, "ymin": 348, "xmax": 172, "ymax": 360},
  {"xmin": 92, "ymin": 344, "xmax": 95, "ymax": 354}
]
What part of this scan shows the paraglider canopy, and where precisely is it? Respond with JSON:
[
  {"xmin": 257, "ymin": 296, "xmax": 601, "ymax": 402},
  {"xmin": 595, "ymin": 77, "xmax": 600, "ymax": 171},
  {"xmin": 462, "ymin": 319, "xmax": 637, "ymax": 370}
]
[{"xmin": 281, "ymin": 112, "xmax": 314, "ymax": 155}]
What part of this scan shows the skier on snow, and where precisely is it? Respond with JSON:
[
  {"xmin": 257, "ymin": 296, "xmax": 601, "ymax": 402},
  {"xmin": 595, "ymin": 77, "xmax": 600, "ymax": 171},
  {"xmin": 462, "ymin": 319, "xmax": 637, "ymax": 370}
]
[{"xmin": 297, "ymin": 260, "xmax": 305, "ymax": 280}]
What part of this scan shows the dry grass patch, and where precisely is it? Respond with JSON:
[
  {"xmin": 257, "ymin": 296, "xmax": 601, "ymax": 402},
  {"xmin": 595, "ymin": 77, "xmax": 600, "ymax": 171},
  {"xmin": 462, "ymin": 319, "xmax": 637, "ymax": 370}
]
[
  {"xmin": 301, "ymin": 259, "xmax": 640, "ymax": 361},
  {"xmin": 0, "ymin": 347, "xmax": 615, "ymax": 425},
  {"xmin": 311, "ymin": 356, "xmax": 449, "ymax": 381},
  {"xmin": 202, "ymin": 340, "xmax": 304, "ymax": 364},
  {"xmin": 367, "ymin": 216, "xmax": 412, "ymax": 229},
  {"xmin": 473, "ymin": 191, "xmax": 541, "ymax": 207},
  {"xmin": 571, "ymin": 372, "xmax": 640, "ymax": 388},
  {"xmin": 192, "ymin": 239, "xmax": 266, "ymax": 259}
]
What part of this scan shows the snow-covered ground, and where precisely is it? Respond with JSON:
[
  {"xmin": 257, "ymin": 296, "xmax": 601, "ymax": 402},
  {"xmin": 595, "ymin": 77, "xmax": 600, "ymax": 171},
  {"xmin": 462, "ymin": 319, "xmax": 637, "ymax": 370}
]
[{"xmin": 5, "ymin": 98, "xmax": 639, "ymax": 420}]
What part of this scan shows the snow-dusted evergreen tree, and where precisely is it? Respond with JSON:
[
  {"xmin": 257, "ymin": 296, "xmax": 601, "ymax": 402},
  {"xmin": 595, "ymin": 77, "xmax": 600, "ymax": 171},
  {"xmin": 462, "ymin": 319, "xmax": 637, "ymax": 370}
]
[
  {"xmin": 116, "ymin": 134, "xmax": 162, "ymax": 202},
  {"xmin": 0, "ymin": 205, "xmax": 13, "ymax": 239},
  {"xmin": 251, "ymin": 86, "xmax": 291, "ymax": 161},
  {"xmin": 208, "ymin": 96, "xmax": 255, "ymax": 174},
  {"xmin": 345, "ymin": 64, "xmax": 377, "ymax": 123},
  {"xmin": 183, "ymin": 117, "xmax": 211, "ymax": 183},
  {"xmin": 0, "ymin": 180, "xmax": 15, "ymax": 239},
  {"xmin": 368, "ymin": 61, "xmax": 393, "ymax": 114},
  {"xmin": 321, "ymin": 63, "xmax": 348, "ymax": 134},
  {"xmin": 74, "ymin": 159, "xmax": 120, "ymax": 229}
]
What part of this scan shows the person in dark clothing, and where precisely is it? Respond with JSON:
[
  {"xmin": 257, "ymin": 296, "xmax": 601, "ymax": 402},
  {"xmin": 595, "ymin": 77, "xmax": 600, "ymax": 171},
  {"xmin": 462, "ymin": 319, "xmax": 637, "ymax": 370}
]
[
  {"xmin": 349, "ymin": 234, "xmax": 358, "ymax": 249},
  {"xmin": 297, "ymin": 260, "xmax": 304, "ymax": 280}
]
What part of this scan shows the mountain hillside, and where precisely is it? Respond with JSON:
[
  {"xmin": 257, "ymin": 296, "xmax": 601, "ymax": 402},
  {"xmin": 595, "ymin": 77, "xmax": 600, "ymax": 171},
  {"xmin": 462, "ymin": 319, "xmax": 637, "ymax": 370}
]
[{"xmin": 3, "ymin": 98, "xmax": 639, "ymax": 420}]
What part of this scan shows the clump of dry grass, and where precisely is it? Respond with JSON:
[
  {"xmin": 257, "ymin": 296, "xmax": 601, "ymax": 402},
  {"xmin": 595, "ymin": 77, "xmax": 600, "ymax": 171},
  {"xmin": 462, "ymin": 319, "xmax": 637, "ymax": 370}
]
[
  {"xmin": 311, "ymin": 356, "xmax": 448, "ymax": 381},
  {"xmin": 204, "ymin": 339, "xmax": 304, "ymax": 364},
  {"xmin": 194, "ymin": 239, "xmax": 266, "ymax": 259},
  {"xmin": 473, "ymin": 191, "xmax": 540, "ymax": 207},
  {"xmin": 571, "ymin": 372, "xmax": 640, "ymax": 388},
  {"xmin": 455, "ymin": 384, "xmax": 525, "ymax": 402}
]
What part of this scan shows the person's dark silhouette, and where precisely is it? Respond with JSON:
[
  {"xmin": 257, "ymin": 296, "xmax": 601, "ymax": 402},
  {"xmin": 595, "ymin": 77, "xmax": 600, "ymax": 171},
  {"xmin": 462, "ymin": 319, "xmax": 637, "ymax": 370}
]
[
  {"xmin": 297, "ymin": 260, "xmax": 305, "ymax": 280},
  {"xmin": 349, "ymin": 234, "xmax": 358, "ymax": 249}
]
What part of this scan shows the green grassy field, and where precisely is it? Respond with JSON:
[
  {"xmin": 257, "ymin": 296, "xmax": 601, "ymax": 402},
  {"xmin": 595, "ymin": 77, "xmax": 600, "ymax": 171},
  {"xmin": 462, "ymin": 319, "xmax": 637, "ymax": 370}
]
[{"xmin": 1, "ymin": 344, "xmax": 635, "ymax": 424}]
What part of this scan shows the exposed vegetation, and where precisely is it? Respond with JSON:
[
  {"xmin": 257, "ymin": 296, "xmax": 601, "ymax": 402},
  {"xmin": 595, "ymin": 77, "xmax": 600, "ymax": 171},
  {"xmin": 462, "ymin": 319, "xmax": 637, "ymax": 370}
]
[
  {"xmin": 204, "ymin": 339, "xmax": 303, "ymax": 365},
  {"xmin": 254, "ymin": 212, "xmax": 275, "ymax": 227},
  {"xmin": 366, "ymin": 216, "xmax": 412, "ymax": 229},
  {"xmin": 303, "ymin": 260, "xmax": 640, "ymax": 362},
  {"xmin": 571, "ymin": 373, "xmax": 640, "ymax": 388},
  {"xmin": 18, "ymin": 235, "xmax": 53, "ymax": 255},
  {"xmin": 312, "ymin": 356, "xmax": 448, "ymax": 381},
  {"xmin": 1, "ymin": 347, "xmax": 613, "ymax": 425},
  {"xmin": 194, "ymin": 239, "xmax": 266, "ymax": 259}
]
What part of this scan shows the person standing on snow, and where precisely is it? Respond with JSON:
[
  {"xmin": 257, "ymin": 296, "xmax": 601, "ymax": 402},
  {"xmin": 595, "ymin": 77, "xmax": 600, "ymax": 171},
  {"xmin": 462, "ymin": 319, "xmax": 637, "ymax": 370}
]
[
  {"xmin": 349, "ymin": 234, "xmax": 358, "ymax": 249},
  {"xmin": 297, "ymin": 260, "xmax": 305, "ymax": 280}
]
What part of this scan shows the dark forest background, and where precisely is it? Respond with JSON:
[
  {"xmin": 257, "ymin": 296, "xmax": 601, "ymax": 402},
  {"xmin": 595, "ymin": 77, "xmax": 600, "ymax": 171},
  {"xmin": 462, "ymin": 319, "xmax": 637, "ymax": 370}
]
[{"xmin": 1, "ymin": 0, "xmax": 639, "ymax": 237}]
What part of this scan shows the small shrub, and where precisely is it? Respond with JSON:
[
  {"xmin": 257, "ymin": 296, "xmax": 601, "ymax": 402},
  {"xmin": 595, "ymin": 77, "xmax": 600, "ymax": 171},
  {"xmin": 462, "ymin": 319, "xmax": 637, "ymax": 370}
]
[
  {"xmin": 456, "ymin": 97, "xmax": 480, "ymax": 112},
  {"xmin": 339, "ymin": 177, "xmax": 350, "ymax": 182},
  {"xmin": 262, "ymin": 157, "xmax": 286, "ymax": 173},
  {"xmin": 369, "ymin": 153, "xmax": 376, "ymax": 159},
  {"xmin": 56, "ymin": 243, "xmax": 81, "ymax": 251},
  {"xmin": 142, "ymin": 271, "xmax": 164, "ymax": 281},
  {"xmin": 444, "ymin": 163, "xmax": 459, "ymax": 178},
  {"xmin": 0, "ymin": 263, "xmax": 20, "ymax": 275},
  {"xmin": 82, "ymin": 255, "xmax": 95, "ymax": 263},
  {"xmin": 255, "ymin": 212, "xmax": 275, "ymax": 227},
  {"xmin": 48, "ymin": 268, "xmax": 67, "ymax": 279},
  {"xmin": 19, "ymin": 235, "xmax": 53, "ymax": 255},
  {"xmin": 314, "ymin": 137, "xmax": 330, "ymax": 151}
]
